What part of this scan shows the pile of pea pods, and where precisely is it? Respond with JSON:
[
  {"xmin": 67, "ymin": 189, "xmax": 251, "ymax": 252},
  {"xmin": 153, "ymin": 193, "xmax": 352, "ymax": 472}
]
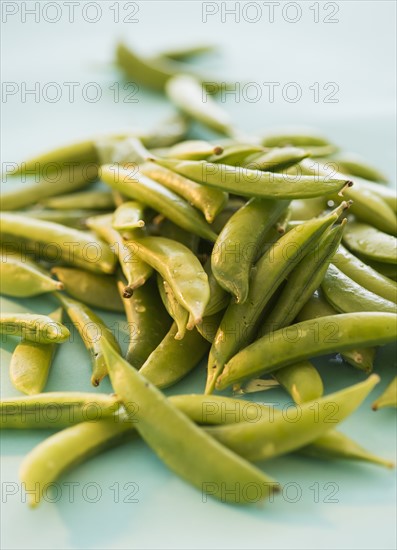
[{"xmin": 1, "ymin": 42, "xmax": 396, "ymax": 507}]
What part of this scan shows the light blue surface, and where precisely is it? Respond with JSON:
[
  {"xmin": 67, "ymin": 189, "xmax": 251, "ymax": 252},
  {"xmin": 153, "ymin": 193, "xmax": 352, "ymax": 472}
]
[{"xmin": 1, "ymin": 2, "xmax": 396, "ymax": 549}]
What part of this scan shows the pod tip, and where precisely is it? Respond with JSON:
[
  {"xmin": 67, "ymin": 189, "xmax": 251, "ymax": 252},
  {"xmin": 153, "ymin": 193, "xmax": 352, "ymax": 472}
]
[
  {"xmin": 213, "ymin": 146, "xmax": 224, "ymax": 155},
  {"xmin": 123, "ymin": 286, "xmax": 133, "ymax": 299}
]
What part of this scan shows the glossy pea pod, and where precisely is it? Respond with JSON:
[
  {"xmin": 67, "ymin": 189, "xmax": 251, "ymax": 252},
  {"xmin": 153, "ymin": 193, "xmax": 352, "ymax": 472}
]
[
  {"xmin": 9, "ymin": 308, "xmax": 63, "ymax": 395},
  {"xmin": 372, "ymin": 377, "xmax": 397, "ymax": 410},
  {"xmin": 165, "ymin": 140, "xmax": 223, "ymax": 161},
  {"xmin": 217, "ymin": 314, "xmax": 397, "ymax": 390},
  {"xmin": 242, "ymin": 146, "xmax": 309, "ymax": 172},
  {"xmin": 112, "ymin": 201, "xmax": 146, "ymax": 231},
  {"xmin": 195, "ymin": 310, "xmax": 225, "ymax": 344},
  {"xmin": 0, "ymin": 254, "xmax": 63, "ymax": 297},
  {"xmin": 157, "ymin": 276, "xmax": 189, "ymax": 340},
  {"xmin": 100, "ymin": 164, "xmax": 217, "ymax": 242},
  {"xmin": 41, "ymin": 190, "xmax": 115, "ymax": 210},
  {"xmin": 361, "ymin": 259, "xmax": 397, "ymax": 281},
  {"xmin": 211, "ymin": 198, "xmax": 290, "ymax": 304},
  {"xmin": 55, "ymin": 292, "xmax": 121, "ymax": 387},
  {"xmin": 0, "ymin": 313, "xmax": 70, "ymax": 344},
  {"xmin": 209, "ymin": 144, "xmax": 266, "ymax": 166},
  {"xmin": 101, "ymin": 338, "xmax": 279, "ymax": 505},
  {"xmin": 297, "ymin": 292, "xmax": 377, "ymax": 373},
  {"xmin": 342, "ymin": 222, "xmax": 397, "ymax": 265},
  {"xmin": 355, "ymin": 178, "xmax": 397, "ymax": 213},
  {"xmin": 51, "ymin": 267, "xmax": 124, "ymax": 313},
  {"xmin": 151, "ymin": 157, "xmax": 352, "ymax": 199},
  {"xmin": 0, "ymin": 212, "xmax": 117, "ymax": 274},
  {"xmin": 156, "ymin": 218, "xmax": 199, "ymax": 252}
]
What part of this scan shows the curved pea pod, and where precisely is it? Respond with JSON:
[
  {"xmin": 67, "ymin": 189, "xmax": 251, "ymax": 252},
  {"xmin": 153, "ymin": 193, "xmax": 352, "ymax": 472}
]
[
  {"xmin": 112, "ymin": 201, "xmax": 145, "ymax": 231},
  {"xmin": 101, "ymin": 338, "xmax": 279, "ymax": 505},
  {"xmin": 151, "ymin": 158, "xmax": 352, "ymax": 200},
  {"xmin": 1, "ymin": 164, "xmax": 98, "ymax": 210},
  {"xmin": 166, "ymin": 74, "xmax": 234, "ymax": 136},
  {"xmin": 100, "ymin": 164, "xmax": 217, "ymax": 241},
  {"xmin": 332, "ymin": 153, "xmax": 389, "ymax": 183},
  {"xmin": 55, "ymin": 292, "xmax": 121, "ymax": 387},
  {"xmin": 0, "ymin": 212, "xmax": 117, "ymax": 274},
  {"xmin": 206, "ymin": 205, "xmax": 345, "ymax": 393},
  {"xmin": 157, "ymin": 276, "xmax": 189, "ymax": 340},
  {"xmin": 211, "ymin": 198, "xmax": 290, "ymax": 304},
  {"xmin": 332, "ymin": 245, "xmax": 397, "ymax": 303},
  {"xmin": 297, "ymin": 292, "xmax": 376, "ymax": 373},
  {"xmin": 139, "ymin": 322, "xmax": 210, "ymax": 389},
  {"xmin": 209, "ymin": 375, "xmax": 380, "ymax": 461},
  {"xmin": 356, "ymin": 178, "xmax": 396, "ymax": 213},
  {"xmin": 141, "ymin": 162, "xmax": 228, "ymax": 224},
  {"xmin": 0, "ymin": 313, "xmax": 70, "ymax": 344},
  {"xmin": 322, "ymin": 264, "xmax": 397, "ymax": 314},
  {"xmin": 132, "ymin": 236, "xmax": 210, "ymax": 328},
  {"xmin": 209, "ymin": 144, "xmax": 266, "ymax": 166},
  {"xmin": 9, "ymin": 308, "xmax": 63, "ymax": 395},
  {"xmin": 372, "ymin": 377, "xmax": 397, "ymax": 411},
  {"xmin": 362, "ymin": 258, "xmax": 397, "ymax": 281},
  {"xmin": 165, "ymin": 140, "xmax": 223, "ymax": 161},
  {"xmin": 217, "ymin": 314, "xmax": 397, "ymax": 390},
  {"xmin": 343, "ymin": 222, "xmax": 397, "ymax": 265},
  {"xmin": 202, "ymin": 258, "xmax": 229, "ymax": 316},
  {"xmin": 289, "ymin": 198, "xmax": 325, "ymax": 220},
  {"xmin": 243, "ymin": 147, "xmax": 309, "ymax": 172},
  {"xmin": 41, "ymin": 190, "xmax": 115, "ymax": 210},
  {"xmin": 260, "ymin": 129, "xmax": 332, "ymax": 148},
  {"xmin": 196, "ymin": 311, "xmax": 225, "ymax": 343},
  {"xmin": 272, "ymin": 361, "xmax": 324, "ymax": 405},
  {"xmin": 0, "ymin": 255, "xmax": 63, "ymax": 297},
  {"xmin": 51, "ymin": 267, "xmax": 124, "ymax": 313},
  {"xmin": 157, "ymin": 218, "xmax": 199, "ymax": 252}
]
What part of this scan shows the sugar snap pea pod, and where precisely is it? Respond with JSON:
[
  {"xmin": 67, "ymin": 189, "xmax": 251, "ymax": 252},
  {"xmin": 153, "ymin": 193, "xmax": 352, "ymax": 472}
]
[
  {"xmin": 343, "ymin": 222, "xmax": 397, "ymax": 265},
  {"xmin": 140, "ymin": 114, "xmax": 189, "ymax": 149},
  {"xmin": 0, "ymin": 212, "xmax": 117, "ymax": 274},
  {"xmin": 22, "ymin": 208, "xmax": 104, "ymax": 228},
  {"xmin": 166, "ymin": 75, "xmax": 234, "ymax": 136},
  {"xmin": 157, "ymin": 218, "xmax": 199, "ymax": 251},
  {"xmin": 155, "ymin": 43, "xmax": 216, "ymax": 61},
  {"xmin": 272, "ymin": 361, "xmax": 324, "ymax": 405},
  {"xmin": 0, "ymin": 255, "xmax": 63, "ymax": 297},
  {"xmin": 210, "ymin": 375, "xmax": 379, "ymax": 461},
  {"xmin": 297, "ymin": 292, "xmax": 376, "ymax": 373},
  {"xmin": 139, "ymin": 323, "xmax": 210, "ymax": 389},
  {"xmin": 151, "ymin": 158, "xmax": 352, "ymax": 199},
  {"xmin": 157, "ymin": 276, "xmax": 189, "ymax": 340},
  {"xmin": 132, "ymin": 236, "xmax": 210, "ymax": 328},
  {"xmin": 0, "ymin": 313, "xmax": 70, "ymax": 344},
  {"xmin": 322, "ymin": 264, "xmax": 397, "ymax": 314},
  {"xmin": 203, "ymin": 258, "xmax": 229, "ymax": 316},
  {"xmin": 211, "ymin": 198, "xmax": 290, "ymax": 304},
  {"xmin": 243, "ymin": 147, "xmax": 309, "ymax": 172},
  {"xmin": 206, "ymin": 206, "xmax": 344, "ymax": 393},
  {"xmin": 217, "ymin": 314, "xmax": 396, "ymax": 390},
  {"xmin": 354, "ymin": 178, "xmax": 396, "ymax": 212},
  {"xmin": 86, "ymin": 213, "xmax": 152, "ymax": 297},
  {"xmin": 101, "ymin": 338, "xmax": 279, "ymax": 504},
  {"xmin": 372, "ymin": 377, "xmax": 397, "ymax": 410},
  {"xmin": 289, "ymin": 198, "xmax": 325, "ymax": 220},
  {"xmin": 117, "ymin": 278, "xmax": 171, "ymax": 369},
  {"xmin": 1, "ymin": 164, "xmax": 98, "ymax": 210},
  {"xmin": 361, "ymin": 258, "xmax": 397, "ymax": 281},
  {"xmin": 9, "ymin": 308, "xmax": 63, "ymax": 395},
  {"xmin": 211, "ymin": 198, "xmax": 246, "ymax": 233},
  {"xmin": 332, "ymin": 153, "xmax": 389, "ymax": 183},
  {"xmin": 51, "ymin": 267, "xmax": 124, "ymax": 312},
  {"xmin": 100, "ymin": 164, "xmax": 217, "ymax": 241},
  {"xmin": 196, "ymin": 311, "xmax": 225, "ymax": 343},
  {"xmin": 260, "ymin": 130, "xmax": 331, "ymax": 148},
  {"xmin": 209, "ymin": 144, "xmax": 266, "ymax": 166},
  {"xmin": 140, "ymin": 163, "xmax": 228, "ymax": 224},
  {"xmin": 165, "ymin": 140, "xmax": 223, "ymax": 161},
  {"xmin": 55, "ymin": 292, "xmax": 121, "ymax": 387},
  {"xmin": 41, "ymin": 190, "xmax": 115, "ymax": 210},
  {"xmin": 333, "ymin": 245, "xmax": 397, "ymax": 303},
  {"xmin": 112, "ymin": 201, "xmax": 145, "ymax": 231}
]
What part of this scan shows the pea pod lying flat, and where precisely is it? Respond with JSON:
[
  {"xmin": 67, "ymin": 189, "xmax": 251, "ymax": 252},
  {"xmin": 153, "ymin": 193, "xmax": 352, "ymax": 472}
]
[
  {"xmin": 22, "ymin": 208, "xmax": 104, "ymax": 228},
  {"xmin": 0, "ymin": 313, "xmax": 70, "ymax": 344},
  {"xmin": 100, "ymin": 164, "xmax": 217, "ymax": 241},
  {"xmin": 101, "ymin": 338, "xmax": 279, "ymax": 505},
  {"xmin": 41, "ymin": 190, "xmax": 115, "ymax": 210},
  {"xmin": 0, "ymin": 212, "xmax": 117, "ymax": 274},
  {"xmin": 332, "ymin": 153, "xmax": 389, "ymax": 183},
  {"xmin": 151, "ymin": 158, "xmax": 352, "ymax": 199},
  {"xmin": 261, "ymin": 129, "xmax": 331, "ymax": 148},
  {"xmin": 272, "ymin": 361, "xmax": 324, "ymax": 405},
  {"xmin": 157, "ymin": 218, "xmax": 199, "ymax": 252},
  {"xmin": 210, "ymin": 144, "xmax": 266, "ymax": 166},
  {"xmin": 372, "ymin": 377, "xmax": 397, "ymax": 411},
  {"xmin": 343, "ymin": 222, "xmax": 397, "ymax": 265},
  {"xmin": 165, "ymin": 140, "xmax": 223, "ymax": 161},
  {"xmin": 155, "ymin": 43, "xmax": 216, "ymax": 61},
  {"xmin": 112, "ymin": 201, "xmax": 145, "ymax": 231},
  {"xmin": 0, "ymin": 255, "xmax": 63, "ymax": 297},
  {"xmin": 217, "ymin": 314, "xmax": 397, "ymax": 390},
  {"xmin": 243, "ymin": 147, "xmax": 309, "ymax": 172}
]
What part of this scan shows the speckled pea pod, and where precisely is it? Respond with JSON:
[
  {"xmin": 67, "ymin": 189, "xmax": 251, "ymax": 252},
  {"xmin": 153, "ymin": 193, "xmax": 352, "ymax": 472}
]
[
  {"xmin": 41, "ymin": 190, "xmax": 115, "ymax": 210},
  {"xmin": 217, "ymin": 314, "xmax": 396, "ymax": 390},
  {"xmin": 0, "ymin": 255, "xmax": 63, "ymax": 297},
  {"xmin": 55, "ymin": 292, "xmax": 121, "ymax": 387},
  {"xmin": 243, "ymin": 147, "xmax": 309, "ymax": 172},
  {"xmin": 372, "ymin": 377, "xmax": 397, "ymax": 410},
  {"xmin": 343, "ymin": 222, "xmax": 397, "ymax": 264},
  {"xmin": 0, "ymin": 313, "xmax": 70, "ymax": 344},
  {"xmin": 157, "ymin": 275, "xmax": 189, "ymax": 340},
  {"xmin": 112, "ymin": 201, "xmax": 146, "ymax": 231}
]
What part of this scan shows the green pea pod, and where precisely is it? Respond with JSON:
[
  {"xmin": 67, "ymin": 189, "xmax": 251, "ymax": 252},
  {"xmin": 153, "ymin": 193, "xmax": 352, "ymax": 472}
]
[
  {"xmin": 0, "ymin": 255, "xmax": 63, "ymax": 297},
  {"xmin": 297, "ymin": 292, "xmax": 376, "ymax": 373},
  {"xmin": 139, "ymin": 114, "xmax": 189, "ymax": 149},
  {"xmin": 332, "ymin": 245, "xmax": 397, "ymax": 303},
  {"xmin": 139, "ymin": 323, "xmax": 210, "ymax": 389},
  {"xmin": 112, "ymin": 201, "xmax": 145, "ymax": 231},
  {"xmin": 55, "ymin": 292, "xmax": 121, "ymax": 387},
  {"xmin": 101, "ymin": 338, "xmax": 279, "ymax": 505},
  {"xmin": 289, "ymin": 198, "xmax": 325, "ymax": 220},
  {"xmin": 211, "ymin": 198, "xmax": 290, "ymax": 304},
  {"xmin": 22, "ymin": 208, "xmax": 105, "ymax": 228},
  {"xmin": 261, "ymin": 130, "xmax": 331, "ymax": 148},
  {"xmin": 210, "ymin": 144, "xmax": 266, "ymax": 166},
  {"xmin": 9, "ymin": 308, "xmax": 63, "ymax": 395},
  {"xmin": 140, "ymin": 163, "xmax": 228, "ymax": 224},
  {"xmin": 157, "ymin": 218, "xmax": 199, "ymax": 252},
  {"xmin": 0, "ymin": 313, "xmax": 70, "ymax": 344},
  {"xmin": 132, "ymin": 236, "xmax": 210, "ymax": 328},
  {"xmin": 372, "ymin": 377, "xmax": 397, "ymax": 410},
  {"xmin": 206, "ymin": 205, "xmax": 345, "ymax": 393},
  {"xmin": 165, "ymin": 140, "xmax": 223, "ymax": 161},
  {"xmin": 322, "ymin": 264, "xmax": 397, "ymax": 314},
  {"xmin": 202, "ymin": 258, "xmax": 229, "ymax": 316},
  {"xmin": 41, "ymin": 190, "xmax": 115, "ymax": 210},
  {"xmin": 343, "ymin": 222, "xmax": 397, "ymax": 264},
  {"xmin": 243, "ymin": 147, "xmax": 309, "ymax": 172},
  {"xmin": 100, "ymin": 164, "xmax": 217, "ymax": 241},
  {"xmin": 217, "ymin": 314, "xmax": 397, "ymax": 390},
  {"xmin": 272, "ymin": 361, "xmax": 324, "ymax": 405},
  {"xmin": 196, "ymin": 311, "xmax": 225, "ymax": 343},
  {"xmin": 355, "ymin": 178, "xmax": 396, "ymax": 213},
  {"xmin": 0, "ymin": 212, "xmax": 117, "ymax": 274},
  {"xmin": 361, "ymin": 258, "xmax": 397, "ymax": 281},
  {"xmin": 117, "ymin": 278, "xmax": 171, "ymax": 369},
  {"xmin": 155, "ymin": 43, "xmax": 216, "ymax": 61},
  {"xmin": 51, "ymin": 267, "xmax": 124, "ymax": 313},
  {"xmin": 166, "ymin": 75, "xmax": 234, "ymax": 136},
  {"xmin": 209, "ymin": 375, "xmax": 379, "ymax": 461},
  {"xmin": 332, "ymin": 153, "xmax": 389, "ymax": 183},
  {"xmin": 157, "ymin": 276, "xmax": 189, "ymax": 340},
  {"xmin": 151, "ymin": 158, "xmax": 352, "ymax": 199}
]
